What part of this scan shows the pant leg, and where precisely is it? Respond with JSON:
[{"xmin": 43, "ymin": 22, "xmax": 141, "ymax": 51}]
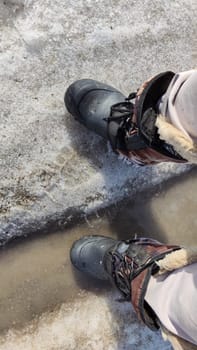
[
  {"xmin": 144, "ymin": 263, "xmax": 197, "ymax": 346},
  {"xmin": 158, "ymin": 69, "xmax": 197, "ymax": 141}
]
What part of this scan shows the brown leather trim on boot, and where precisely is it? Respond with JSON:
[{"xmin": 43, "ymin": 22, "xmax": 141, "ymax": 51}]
[
  {"xmin": 104, "ymin": 237, "xmax": 181, "ymax": 329},
  {"xmin": 131, "ymin": 267, "xmax": 159, "ymax": 330},
  {"xmin": 128, "ymin": 243, "xmax": 181, "ymax": 330},
  {"xmin": 117, "ymin": 147, "xmax": 186, "ymax": 165}
]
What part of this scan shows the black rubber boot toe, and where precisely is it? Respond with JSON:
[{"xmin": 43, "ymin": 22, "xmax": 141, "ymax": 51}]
[
  {"xmin": 65, "ymin": 79, "xmax": 126, "ymax": 139},
  {"xmin": 70, "ymin": 235, "xmax": 117, "ymax": 280}
]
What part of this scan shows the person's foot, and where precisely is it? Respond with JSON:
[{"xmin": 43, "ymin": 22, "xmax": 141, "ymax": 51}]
[
  {"xmin": 70, "ymin": 235, "xmax": 180, "ymax": 298},
  {"xmin": 70, "ymin": 235, "xmax": 119, "ymax": 280},
  {"xmin": 65, "ymin": 79, "xmax": 126, "ymax": 140}
]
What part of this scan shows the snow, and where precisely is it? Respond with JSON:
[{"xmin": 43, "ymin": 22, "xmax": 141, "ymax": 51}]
[
  {"xmin": 0, "ymin": 0, "xmax": 196, "ymax": 243},
  {"xmin": 0, "ymin": 2, "xmax": 196, "ymax": 347},
  {"xmin": 0, "ymin": 291, "xmax": 172, "ymax": 350}
]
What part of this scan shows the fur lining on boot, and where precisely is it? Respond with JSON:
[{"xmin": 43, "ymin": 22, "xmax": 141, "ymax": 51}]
[
  {"xmin": 161, "ymin": 327, "xmax": 197, "ymax": 350},
  {"xmin": 156, "ymin": 247, "xmax": 197, "ymax": 275},
  {"xmin": 155, "ymin": 115, "xmax": 197, "ymax": 163}
]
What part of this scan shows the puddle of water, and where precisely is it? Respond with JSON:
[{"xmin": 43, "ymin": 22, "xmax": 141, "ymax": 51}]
[
  {"xmin": 0, "ymin": 217, "xmax": 113, "ymax": 333},
  {"xmin": 0, "ymin": 168, "xmax": 196, "ymax": 349},
  {"xmin": 111, "ymin": 170, "xmax": 197, "ymax": 246}
]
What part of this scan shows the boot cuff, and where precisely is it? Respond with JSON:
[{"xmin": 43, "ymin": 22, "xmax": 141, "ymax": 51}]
[
  {"xmin": 156, "ymin": 115, "xmax": 197, "ymax": 163},
  {"xmin": 157, "ymin": 246, "xmax": 197, "ymax": 274}
]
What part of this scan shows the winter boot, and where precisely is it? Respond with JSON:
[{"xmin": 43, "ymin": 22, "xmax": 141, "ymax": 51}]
[
  {"xmin": 65, "ymin": 79, "xmax": 136, "ymax": 152},
  {"xmin": 70, "ymin": 235, "xmax": 118, "ymax": 280},
  {"xmin": 70, "ymin": 235, "xmax": 180, "ymax": 330},
  {"xmin": 65, "ymin": 74, "xmax": 186, "ymax": 164}
]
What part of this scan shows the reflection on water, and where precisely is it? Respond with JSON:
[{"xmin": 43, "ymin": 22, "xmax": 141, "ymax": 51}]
[{"xmin": 0, "ymin": 168, "xmax": 196, "ymax": 349}]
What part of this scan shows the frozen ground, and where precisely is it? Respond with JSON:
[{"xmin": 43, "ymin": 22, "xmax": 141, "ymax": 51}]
[
  {"xmin": 0, "ymin": 169, "xmax": 196, "ymax": 350},
  {"xmin": 0, "ymin": 0, "xmax": 197, "ymax": 244},
  {"xmin": 0, "ymin": 204, "xmax": 168, "ymax": 350},
  {"xmin": 0, "ymin": 293, "xmax": 172, "ymax": 350}
]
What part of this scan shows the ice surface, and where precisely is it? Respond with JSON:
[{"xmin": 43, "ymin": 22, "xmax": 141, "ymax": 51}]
[
  {"xmin": 0, "ymin": 0, "xmax": 196, "ymax": 243},
  {"xmin": 0, "ymin": 1, "xmax": 196, "ymax": 348},
  {"xmin": 0, "ymin": 291, "xmax": 172, "ymax": 350},
  {"xmin": 0, "ymin": 178, "xmax": 196, "ymax": 349}
]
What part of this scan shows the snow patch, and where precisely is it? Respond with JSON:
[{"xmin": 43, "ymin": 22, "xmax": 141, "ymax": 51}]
[{"xmin": 0, "ymin": 292, "xmax": 171, "ymax": 350}]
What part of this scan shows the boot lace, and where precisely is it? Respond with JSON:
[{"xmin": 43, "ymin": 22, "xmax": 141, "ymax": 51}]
[
  {"xmin": 109, "ymin": 250, "xmax": 136, "ymax": 301},
  {"xmin": 104, "ymin": 92, "xmax": 137, "ymax": 131}
]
